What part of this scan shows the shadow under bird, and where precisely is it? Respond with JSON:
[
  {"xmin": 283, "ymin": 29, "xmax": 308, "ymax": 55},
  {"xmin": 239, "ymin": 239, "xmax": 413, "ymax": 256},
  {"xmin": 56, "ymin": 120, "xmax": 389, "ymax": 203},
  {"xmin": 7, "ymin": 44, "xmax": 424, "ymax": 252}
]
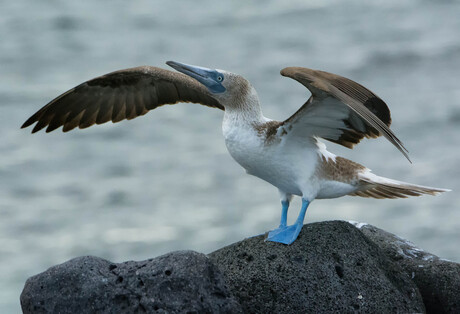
[{"xmin": 22, "ymin": 61, "xmax": 449, "ymax": 244}]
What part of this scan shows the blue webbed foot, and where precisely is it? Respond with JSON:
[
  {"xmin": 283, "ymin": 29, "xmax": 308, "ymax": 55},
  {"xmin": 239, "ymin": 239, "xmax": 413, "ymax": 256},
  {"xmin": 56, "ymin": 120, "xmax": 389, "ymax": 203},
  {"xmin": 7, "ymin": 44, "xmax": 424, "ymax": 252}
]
[
  {"xmin": 266, "ymin": 223, "xmax": 303, "ymax": 245},
  {"xmin": 266, "ymin": 225, "xmax": 288, "ymax": 238},
  {"xmin": 266, "ymin": 198, "xmax": 310, "ymax": 245}
]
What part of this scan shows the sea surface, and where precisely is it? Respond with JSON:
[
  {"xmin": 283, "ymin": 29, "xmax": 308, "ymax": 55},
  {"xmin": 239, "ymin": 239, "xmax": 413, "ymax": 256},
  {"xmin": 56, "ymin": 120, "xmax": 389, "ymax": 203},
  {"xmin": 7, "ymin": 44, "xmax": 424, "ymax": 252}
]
[{"xmin": 1, "ymin": 0, "xmax": 459, "ymax": 312}]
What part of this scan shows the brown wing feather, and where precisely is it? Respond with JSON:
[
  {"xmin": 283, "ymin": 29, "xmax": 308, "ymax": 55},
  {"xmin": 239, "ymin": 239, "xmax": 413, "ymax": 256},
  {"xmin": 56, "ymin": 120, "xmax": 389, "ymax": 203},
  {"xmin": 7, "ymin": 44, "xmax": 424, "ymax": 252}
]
[
  {"xmin": 22, "ymin": 66, "xmax": 224, "ymax": 133},
  {"xmin": 281, "ymin": 67, "xmax": 410, "ymax": 162}
]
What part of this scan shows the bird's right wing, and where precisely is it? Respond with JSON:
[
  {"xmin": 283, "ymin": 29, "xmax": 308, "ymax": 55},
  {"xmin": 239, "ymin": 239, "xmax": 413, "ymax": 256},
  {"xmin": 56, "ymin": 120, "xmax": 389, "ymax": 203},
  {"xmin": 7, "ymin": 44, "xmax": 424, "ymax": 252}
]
[
  {"xmin": 280, "ymin": 67, "xmax": 410, "ymax": 162},
  {"xmin": 22, "ymin": 66, "xmax": 224, "ymax": 133}
]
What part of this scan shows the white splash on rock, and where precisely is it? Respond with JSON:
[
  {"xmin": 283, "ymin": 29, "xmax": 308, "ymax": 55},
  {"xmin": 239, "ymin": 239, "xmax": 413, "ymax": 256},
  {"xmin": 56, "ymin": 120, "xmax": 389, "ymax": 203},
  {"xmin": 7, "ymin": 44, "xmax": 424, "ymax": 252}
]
[
  {"xmin": 348, "ymin": 221, "xmax": 368, "ymax": 229},
  {"xmin": 349, "ymin": 222, "xmax": 440, "ymax": 262},
  {"xmin": 395, "ymin": 238, "xmax": 437, "ymax": 261}
]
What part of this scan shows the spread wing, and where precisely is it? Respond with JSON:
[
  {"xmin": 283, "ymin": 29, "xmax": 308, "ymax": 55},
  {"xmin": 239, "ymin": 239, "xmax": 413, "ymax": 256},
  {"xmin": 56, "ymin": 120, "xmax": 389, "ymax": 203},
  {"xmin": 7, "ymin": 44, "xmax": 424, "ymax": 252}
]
[
  {"xmin": 22, "ymin": 66, "xmax": 224, "ymax": 133},
  {"xmin": 281, "ymin": 67, "xmax": 410, "ymax": 162}
]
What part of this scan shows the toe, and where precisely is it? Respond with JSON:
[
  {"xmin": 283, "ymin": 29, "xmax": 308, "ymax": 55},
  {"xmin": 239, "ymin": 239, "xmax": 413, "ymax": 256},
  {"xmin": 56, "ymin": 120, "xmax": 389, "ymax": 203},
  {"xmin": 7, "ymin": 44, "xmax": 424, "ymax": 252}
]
[
  {"xmin": 267, "ymin": 226, "xmax": 288, "ymax": 238},
  {"xmin": 266, "ymin": 224, "xmax": 301, "ymax": 245}
]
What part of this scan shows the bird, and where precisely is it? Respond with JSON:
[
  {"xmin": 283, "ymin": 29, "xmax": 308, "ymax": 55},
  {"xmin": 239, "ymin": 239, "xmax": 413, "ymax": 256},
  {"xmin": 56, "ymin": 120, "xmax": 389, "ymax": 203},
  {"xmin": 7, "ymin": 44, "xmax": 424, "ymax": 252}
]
[{"xmin": 21, "ymin": 61, "xmax": 449, "ymax": 245}]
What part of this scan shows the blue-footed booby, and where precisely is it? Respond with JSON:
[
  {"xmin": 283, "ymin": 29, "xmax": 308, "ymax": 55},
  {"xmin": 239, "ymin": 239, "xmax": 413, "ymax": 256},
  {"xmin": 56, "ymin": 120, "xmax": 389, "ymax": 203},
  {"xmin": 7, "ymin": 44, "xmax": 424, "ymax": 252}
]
[{"xmin": 22, "ymin": 61, "xmax": 449, "ymax": 244}]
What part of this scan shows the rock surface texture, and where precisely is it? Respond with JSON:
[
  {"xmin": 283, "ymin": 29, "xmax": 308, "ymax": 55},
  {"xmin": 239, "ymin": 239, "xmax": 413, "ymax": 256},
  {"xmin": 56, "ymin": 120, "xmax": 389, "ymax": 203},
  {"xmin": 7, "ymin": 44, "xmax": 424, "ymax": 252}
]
[
  {"xmin": 20, "ymin": 251, "xmax": 242, "ymax": 313},
  {"xmin": 356, "ymin": 223, "xmax": 460, "ymax": 313},
  {"xmin": 21, "ymin": 221, "xmax": 460, "ymax": 313},
  {"xmin": 210, "ymin": 221, "xmax": 425, "ymax": 313}
]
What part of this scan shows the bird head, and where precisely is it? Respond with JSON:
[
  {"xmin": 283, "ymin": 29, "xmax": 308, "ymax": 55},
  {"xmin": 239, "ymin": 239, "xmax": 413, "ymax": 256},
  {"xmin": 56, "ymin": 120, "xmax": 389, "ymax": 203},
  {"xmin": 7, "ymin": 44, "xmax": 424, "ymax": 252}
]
[{"xmin": 166, "ymin": 61, "xmax": 254, "ymax": 109}]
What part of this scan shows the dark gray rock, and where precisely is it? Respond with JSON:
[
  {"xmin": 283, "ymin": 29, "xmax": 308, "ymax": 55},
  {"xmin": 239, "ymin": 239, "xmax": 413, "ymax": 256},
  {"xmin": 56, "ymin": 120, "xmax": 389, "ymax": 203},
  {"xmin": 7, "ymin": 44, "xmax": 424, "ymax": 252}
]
[
  {"xmin": 355, "ymin": 223, "xmax": 460, "ymax": 314},
  {"xmin": 20, "ymin": 251, "xmax": 242, "ymax": 314},
  {"xmin": 21, "ymin": 221, "xmax": 460, "ymax": 313},
  {"xmin": 209, "ymin": 220, "xmax": 425, "ymax": 313}
]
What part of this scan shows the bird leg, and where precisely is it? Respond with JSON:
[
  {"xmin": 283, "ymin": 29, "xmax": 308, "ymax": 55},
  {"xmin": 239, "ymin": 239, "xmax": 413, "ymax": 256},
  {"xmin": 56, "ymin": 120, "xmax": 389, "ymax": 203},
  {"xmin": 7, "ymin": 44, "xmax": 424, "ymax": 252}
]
[
  {"xmin": 277, "ymin": 190, "xmax": 292, "ymax": 228},
  {"xmin": 279, "ymin": 200, "xmax": 289, "ymax": 227},
  {"xmin": 266, "ymin": 198, "xmax": 310, "ymax": 245},
  {"xmin": 264, "ymin": 200, "xmax": 290, "ymax": 239}
]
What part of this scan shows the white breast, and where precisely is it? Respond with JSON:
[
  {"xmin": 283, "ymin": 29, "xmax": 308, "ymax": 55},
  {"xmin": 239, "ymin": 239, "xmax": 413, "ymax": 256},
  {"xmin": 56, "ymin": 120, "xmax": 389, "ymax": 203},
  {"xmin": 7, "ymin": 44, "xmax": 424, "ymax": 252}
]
[{"xmin": 222, "ymin": 116, "xmax": 319, "ymax": 198}]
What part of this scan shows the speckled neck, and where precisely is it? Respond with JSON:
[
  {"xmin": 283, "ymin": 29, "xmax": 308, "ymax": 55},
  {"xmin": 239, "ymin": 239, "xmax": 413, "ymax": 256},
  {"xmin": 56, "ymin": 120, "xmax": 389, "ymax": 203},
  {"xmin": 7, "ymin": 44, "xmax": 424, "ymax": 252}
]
[{"xmin": 222, "ymin": 86, "xmax": 265, "ymax": 125}]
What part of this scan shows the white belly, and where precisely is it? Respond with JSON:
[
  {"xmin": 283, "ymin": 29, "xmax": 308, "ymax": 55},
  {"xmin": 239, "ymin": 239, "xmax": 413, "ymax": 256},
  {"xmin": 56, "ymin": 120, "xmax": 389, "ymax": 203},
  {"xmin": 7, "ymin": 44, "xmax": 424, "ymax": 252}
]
[
  {"xmin": 223, "ymin": 125, "xmax": 318, "ymax": 197},
  {"xmin": 316, "ymin": 180, "xmax": 357, "ymax": 199}
]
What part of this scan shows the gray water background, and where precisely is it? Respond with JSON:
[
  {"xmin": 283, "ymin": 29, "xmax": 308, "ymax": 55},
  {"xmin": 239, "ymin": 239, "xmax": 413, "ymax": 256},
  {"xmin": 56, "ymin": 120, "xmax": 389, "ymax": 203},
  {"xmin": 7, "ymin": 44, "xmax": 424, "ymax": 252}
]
[{"xmin": 1, "ymin": 0, "xmax": 460, "ymax": 312}]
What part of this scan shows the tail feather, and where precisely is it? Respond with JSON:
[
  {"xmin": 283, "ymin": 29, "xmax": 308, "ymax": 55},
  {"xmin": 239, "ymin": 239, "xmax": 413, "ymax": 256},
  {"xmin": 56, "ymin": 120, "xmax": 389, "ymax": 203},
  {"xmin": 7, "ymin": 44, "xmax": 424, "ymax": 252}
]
[{"xmin": 350, "ymin": 172, "xmax": 450, "ymax": 199}]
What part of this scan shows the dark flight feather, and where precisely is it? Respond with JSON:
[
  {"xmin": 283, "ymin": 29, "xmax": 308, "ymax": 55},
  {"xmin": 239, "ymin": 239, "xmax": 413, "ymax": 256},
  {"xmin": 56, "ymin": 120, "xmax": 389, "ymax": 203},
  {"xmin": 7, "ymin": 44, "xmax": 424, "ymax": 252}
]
[
  {"xmin": 281, "ymin": 67, "xmax": 410, "ymax": 162},
  {"xmin": 22, "ymin": 66, "xmax": 223, "ymax": 133}
]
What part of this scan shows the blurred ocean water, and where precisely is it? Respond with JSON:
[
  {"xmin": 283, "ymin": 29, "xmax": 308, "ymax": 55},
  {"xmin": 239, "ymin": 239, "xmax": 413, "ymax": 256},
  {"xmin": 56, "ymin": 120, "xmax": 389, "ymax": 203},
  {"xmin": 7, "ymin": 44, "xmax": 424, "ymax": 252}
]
[{"xmin": 1, "ymin": 0, "xmax": 459, "ymax": 312}]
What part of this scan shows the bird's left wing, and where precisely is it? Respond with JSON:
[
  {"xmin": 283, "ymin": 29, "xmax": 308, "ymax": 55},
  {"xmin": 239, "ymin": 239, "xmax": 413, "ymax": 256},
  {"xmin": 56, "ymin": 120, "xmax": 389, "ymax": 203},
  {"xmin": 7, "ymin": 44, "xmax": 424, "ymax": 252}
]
[
  {"xmin": 280, "ymin": 67, "xmax": 410, "ymax": 162},
  {"xmin": 22, "ymin": 66, "xmax": 224, "ymax": 133}
]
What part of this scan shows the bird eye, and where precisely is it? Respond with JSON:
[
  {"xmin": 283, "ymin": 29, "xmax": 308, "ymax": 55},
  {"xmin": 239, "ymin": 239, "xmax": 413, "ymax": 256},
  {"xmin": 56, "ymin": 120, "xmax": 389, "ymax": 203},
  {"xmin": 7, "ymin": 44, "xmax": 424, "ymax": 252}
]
[{"xmin": 217, "ymin": 76, "xmax": 223, "ymax": 82}]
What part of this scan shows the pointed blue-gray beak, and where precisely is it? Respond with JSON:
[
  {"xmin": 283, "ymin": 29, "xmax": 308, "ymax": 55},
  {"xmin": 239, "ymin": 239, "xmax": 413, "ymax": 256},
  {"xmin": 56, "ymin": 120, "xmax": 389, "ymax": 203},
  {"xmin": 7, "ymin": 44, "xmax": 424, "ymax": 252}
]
[{"xmin": 166, "ymin": 61, "xmax": 226, "ymax": 94}]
